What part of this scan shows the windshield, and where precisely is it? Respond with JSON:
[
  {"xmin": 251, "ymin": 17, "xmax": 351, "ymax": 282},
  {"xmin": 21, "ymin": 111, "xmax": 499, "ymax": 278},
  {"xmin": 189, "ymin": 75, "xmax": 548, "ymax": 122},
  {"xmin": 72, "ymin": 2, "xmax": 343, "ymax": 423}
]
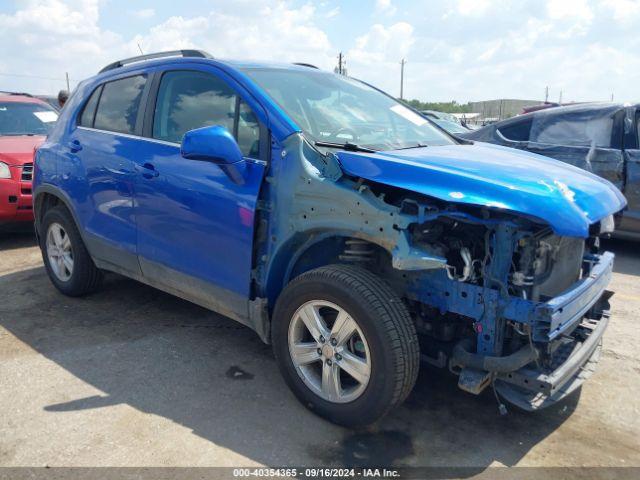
[
  {"xmin": 0, "ymin": 102, "xmax": 59, "ymax": 136},
  {"xmin": 242, "ymin": 68, "xmax": 455, "ymax": 151},
  {"xmin": 433, "ymin": 118, "xmax": 469, "ymax": 134}
]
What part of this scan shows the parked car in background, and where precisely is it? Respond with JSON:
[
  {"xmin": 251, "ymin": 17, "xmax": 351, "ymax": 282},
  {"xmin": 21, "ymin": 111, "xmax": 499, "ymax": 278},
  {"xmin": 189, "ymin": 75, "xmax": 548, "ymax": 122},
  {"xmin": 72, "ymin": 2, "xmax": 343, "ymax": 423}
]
[
  {"xmin": 521, "ymin": 102, "xmax": 560, "ymax": 114},
  {"xmin": 1, "ymin": 93, "xmax": 58, "ymax": 226},
  {"xmin": 35, "ymin": 95, "xmax": 61, "ymax": 112},
  {"xmin": 34, "ymin": 51, "xmax": 624, "ymax": 426},
  {"xmin": 421, "ymin": 110, "xmax": 462, "ymax": 125},
  {"xmin": 430, "ymin": 117, "xmax": 470, "ymax": 135},
  {"xmin": 460, "ymin": 103, "xmax": 640, "ymax": 239}
]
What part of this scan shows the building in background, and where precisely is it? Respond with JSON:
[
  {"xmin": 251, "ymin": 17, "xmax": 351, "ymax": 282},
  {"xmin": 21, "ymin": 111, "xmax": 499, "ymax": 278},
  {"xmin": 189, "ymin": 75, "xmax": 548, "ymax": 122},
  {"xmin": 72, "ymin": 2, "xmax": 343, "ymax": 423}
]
[{"xmin": 469, "ymin": 99, "xmax": 540, "ymax": 122}]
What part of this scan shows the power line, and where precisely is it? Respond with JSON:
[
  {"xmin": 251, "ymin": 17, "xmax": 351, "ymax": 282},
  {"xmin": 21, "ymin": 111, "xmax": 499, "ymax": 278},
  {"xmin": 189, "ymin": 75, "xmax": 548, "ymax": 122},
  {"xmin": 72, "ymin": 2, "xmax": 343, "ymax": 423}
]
[
  {"xmin": 400, "ymin": 58, "xmax": 406, "ymax": 100},
  {"xmin": 335, "ymin": 52, "xmax": 346, "ymax": 75},
  {"xmin": 0, "ymin": 72, "xmax": 75, "ymax": 82}
]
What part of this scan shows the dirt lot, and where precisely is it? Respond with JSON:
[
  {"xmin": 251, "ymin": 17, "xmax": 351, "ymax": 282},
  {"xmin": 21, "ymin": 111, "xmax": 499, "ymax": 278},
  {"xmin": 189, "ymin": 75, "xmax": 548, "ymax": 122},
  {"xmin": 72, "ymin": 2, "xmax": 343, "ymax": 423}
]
[{"xmin": 0, "ymin": 231, "xmax": 639, "ymax": 469}]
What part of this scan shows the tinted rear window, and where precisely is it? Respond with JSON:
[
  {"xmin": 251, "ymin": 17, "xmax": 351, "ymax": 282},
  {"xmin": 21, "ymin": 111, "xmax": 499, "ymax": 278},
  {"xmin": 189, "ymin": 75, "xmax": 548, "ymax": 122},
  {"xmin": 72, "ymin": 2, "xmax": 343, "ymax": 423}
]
[
  {"xmin": 94, "ymin": 75, "xmax": 146, "ymax": 134},
  {"xmin": 79, "ymin": 86, "xmax": 102, "ymax": 128},
  {"xmin": 498, "ymin": 118, "xmax": 532, "ymax": 141},
  {"xmin": 529, "ymin": 110, "xmax": 615, "ymax": 148}
]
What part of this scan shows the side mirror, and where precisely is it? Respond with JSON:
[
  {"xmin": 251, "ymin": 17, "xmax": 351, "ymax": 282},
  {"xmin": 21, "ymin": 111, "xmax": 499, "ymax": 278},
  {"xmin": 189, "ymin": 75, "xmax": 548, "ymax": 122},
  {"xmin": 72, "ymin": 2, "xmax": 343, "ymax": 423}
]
[{"xmin": 181, "ymin": 125, "xmax": 243, "ymax": 164}]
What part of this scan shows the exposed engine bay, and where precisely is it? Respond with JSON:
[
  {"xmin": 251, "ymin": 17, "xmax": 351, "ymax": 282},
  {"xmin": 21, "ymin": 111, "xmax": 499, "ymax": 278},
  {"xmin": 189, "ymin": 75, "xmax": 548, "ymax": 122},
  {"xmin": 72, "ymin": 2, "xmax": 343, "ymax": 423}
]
[{"xmin": 354, "ymin": 194, "xmax": 613, "ymax": 410}]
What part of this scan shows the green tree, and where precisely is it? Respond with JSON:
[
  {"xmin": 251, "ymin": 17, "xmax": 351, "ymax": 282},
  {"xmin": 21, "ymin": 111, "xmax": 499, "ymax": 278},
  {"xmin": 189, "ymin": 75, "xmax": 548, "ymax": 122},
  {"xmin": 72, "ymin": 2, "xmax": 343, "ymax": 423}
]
[{"xmin": 401, "ymin": 99, "xmax": 472, "ymax": 114}]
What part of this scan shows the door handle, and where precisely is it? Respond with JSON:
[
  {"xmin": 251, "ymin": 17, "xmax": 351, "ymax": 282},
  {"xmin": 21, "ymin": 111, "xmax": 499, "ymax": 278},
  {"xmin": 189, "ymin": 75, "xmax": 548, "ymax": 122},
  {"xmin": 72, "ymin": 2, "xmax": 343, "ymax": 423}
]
[
  {"xmin": 135, "ymin": 163, "xmax": 159, "ymax": 179},
  {"xmin": 67, "ymin": 140, "xmax": 83, "ymax": 153}
]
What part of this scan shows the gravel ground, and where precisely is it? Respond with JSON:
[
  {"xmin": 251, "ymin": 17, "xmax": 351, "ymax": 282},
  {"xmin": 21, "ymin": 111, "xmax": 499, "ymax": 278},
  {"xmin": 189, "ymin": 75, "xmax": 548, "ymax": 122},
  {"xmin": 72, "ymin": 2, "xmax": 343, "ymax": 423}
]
[{"xmin": 0, "ymin": 231, "xmax": 638, "ymax": 469}]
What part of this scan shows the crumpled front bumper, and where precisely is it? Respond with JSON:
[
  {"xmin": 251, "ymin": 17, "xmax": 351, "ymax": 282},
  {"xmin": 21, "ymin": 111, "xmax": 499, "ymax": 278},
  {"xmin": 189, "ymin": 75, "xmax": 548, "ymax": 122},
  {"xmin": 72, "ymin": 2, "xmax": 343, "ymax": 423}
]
[{"xmin": 495, "ymin": 252, "xmax": 614, "ymax": 410}]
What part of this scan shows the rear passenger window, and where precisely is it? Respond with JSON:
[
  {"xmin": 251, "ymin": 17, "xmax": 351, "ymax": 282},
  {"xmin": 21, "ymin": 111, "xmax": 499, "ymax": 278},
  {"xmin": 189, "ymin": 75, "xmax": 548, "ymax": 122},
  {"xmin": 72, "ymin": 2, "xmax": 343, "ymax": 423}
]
[
  {"xmin": 498, "ymin": 118, "xmax": 532, "ymax": 142},
  {"xmin": 94, "ymin": 75, "xmax": 146, "ymax": 135},
  {"xmin": 530, "ymin": 111, "xmax": 614, "ymax": 148},
  {"xmin": 79, "ymin": 86, "xmax": 102, "ymax": 127},
  {"xmin": 153, "ymin": 70, "xmax": 260, "ymax": 157}
]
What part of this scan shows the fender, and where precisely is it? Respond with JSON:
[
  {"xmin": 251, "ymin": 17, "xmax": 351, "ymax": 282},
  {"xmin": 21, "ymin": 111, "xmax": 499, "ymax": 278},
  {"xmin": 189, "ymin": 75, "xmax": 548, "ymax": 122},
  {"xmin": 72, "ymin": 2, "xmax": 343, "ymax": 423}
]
[{"xmin": 255, "ymin": 134, "xmax": 448, "ymax": 305}]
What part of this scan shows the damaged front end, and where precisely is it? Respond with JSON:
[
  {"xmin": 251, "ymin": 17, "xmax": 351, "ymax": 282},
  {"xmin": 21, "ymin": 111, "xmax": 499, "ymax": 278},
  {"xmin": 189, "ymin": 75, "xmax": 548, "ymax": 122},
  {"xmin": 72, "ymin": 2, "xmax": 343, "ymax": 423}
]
[
  {"xmin": 369, "ymin": 196, "xmax": 615, "ymax": 411},
  {"xmin": 257, "ymin": 133, "xmax": 621, "ymax": 411},
  {"xmin": 406, "ymin": 216, "xmax": 613, "ymax": 410}
]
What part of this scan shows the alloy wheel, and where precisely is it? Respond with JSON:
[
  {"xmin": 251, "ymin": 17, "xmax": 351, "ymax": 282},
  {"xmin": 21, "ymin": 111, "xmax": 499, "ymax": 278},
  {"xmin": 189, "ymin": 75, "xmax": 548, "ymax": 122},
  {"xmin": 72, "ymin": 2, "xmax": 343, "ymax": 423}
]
[
  {"xmin": 288, "ymin": 300, "xmax": 371, "ymax": 403},
  {"xmin": 46, "ymin": 222, "xmax": 74, "ymax": 282}
]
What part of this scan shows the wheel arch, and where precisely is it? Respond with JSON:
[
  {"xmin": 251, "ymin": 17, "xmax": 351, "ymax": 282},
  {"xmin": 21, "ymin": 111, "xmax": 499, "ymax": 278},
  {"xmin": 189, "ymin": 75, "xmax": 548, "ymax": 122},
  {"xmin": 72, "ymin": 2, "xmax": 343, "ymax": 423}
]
[
  {"xmin": 33, "ymin": 185, "xmax": 82, "ymax": 240},
  {"xmin": 263, "ymin": 229, "xmax": 392, "ymax": 308}
]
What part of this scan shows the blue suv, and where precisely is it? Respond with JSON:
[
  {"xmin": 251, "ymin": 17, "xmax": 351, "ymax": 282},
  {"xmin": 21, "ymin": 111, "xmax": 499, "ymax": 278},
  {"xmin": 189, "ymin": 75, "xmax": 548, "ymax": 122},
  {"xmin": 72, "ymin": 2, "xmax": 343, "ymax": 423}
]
[{"xmin": 34, "ymin": 50, "xmax": 626, "ymax": 426}]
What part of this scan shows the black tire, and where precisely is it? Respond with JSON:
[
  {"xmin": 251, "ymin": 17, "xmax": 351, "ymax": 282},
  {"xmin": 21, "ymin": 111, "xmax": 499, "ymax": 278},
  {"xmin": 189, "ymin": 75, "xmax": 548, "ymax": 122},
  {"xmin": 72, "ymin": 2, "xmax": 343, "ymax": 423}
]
[
  {"xmin": 40, "ymin": 205, "xmax": 102, "ymax": 296},
  {"xmin": 272, "ymin": 264, "xmax": 419, "ymax": 427}
]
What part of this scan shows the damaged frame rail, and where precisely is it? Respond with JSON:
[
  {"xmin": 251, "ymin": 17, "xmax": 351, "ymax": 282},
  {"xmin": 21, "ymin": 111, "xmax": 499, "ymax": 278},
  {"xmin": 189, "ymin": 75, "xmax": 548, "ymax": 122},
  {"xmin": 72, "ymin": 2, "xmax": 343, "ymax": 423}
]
[{"xmin": 407, "ymin": 250, "xmax": 614, "ymax": 409}]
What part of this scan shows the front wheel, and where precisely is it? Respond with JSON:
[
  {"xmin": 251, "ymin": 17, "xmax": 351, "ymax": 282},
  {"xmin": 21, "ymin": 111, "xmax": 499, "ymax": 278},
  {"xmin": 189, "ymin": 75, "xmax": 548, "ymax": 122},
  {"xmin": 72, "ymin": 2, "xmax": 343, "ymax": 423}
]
[{"xmin": 272, "ymin": 264, "xmax": 419, "ymax": 427}]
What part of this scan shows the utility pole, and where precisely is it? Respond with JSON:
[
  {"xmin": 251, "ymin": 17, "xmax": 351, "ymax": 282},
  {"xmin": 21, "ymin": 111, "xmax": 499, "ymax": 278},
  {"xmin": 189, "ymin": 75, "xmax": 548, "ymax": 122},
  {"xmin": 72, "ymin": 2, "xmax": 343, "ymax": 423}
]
[
  {"xmin": 65, "ymin": 72, "xmax": 70, "ymax": 92},
  {"xmin": 400, "ymin": 58, "xmax": 406, "ymax": 100},
  {"xmin": 337, "ymin": 52, "xmax": 343, "ymax": 75},
  {"xmin": 559, "ymin": 90, "xmax": 563, "ymax": 104},
  {"xmin": 544, "ymin": 86, "xmax": 549, "ymax": 103},
  {"xmin": 611, "ymin": 93, "xmax": 614, "ymax": 101}
]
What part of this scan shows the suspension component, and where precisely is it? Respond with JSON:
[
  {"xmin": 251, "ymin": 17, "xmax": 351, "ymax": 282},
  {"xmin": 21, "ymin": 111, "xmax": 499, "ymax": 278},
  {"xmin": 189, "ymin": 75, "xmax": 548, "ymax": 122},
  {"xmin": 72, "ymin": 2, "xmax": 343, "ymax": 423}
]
[{"xmin": 339, "ymin": 239, "xmax": 374, "ymax": 263}]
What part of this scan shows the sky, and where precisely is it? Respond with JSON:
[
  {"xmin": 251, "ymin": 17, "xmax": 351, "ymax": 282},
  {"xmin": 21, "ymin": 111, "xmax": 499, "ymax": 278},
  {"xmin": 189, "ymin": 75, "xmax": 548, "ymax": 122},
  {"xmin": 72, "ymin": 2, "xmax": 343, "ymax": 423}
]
[{"xmin": 0, "ymin": 0, "xmax": 637, "ymax": 103}]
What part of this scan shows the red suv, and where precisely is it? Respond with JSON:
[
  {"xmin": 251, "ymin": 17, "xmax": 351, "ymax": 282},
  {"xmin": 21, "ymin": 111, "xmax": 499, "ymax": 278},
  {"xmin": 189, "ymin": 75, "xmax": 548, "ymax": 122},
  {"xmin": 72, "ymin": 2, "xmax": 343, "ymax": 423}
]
[{"xmin": 0, "ymin": 93, "xmax": 58, "ymax": 225}]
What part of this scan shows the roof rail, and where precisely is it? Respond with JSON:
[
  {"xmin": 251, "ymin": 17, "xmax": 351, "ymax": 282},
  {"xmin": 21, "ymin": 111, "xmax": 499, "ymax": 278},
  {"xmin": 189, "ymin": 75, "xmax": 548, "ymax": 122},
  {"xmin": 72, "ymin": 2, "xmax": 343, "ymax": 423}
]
[
  {"xmin": 99, "ymin": 50, "xmax": 213, "ymax": 74},
  {"xmin": 293, "ymin": 62, "xmax": 319, "ymax": 69}
]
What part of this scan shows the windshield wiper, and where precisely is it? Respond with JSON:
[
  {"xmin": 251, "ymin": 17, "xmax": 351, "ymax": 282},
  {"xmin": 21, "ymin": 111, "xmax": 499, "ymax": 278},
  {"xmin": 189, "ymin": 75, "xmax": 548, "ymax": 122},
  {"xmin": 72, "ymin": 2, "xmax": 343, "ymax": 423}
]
[
  {"xmin": 394, "ymin": 143, "xmax": 428, "ymax": 150},
  {"xmin": 314, "ymin": 141, "xmax": 376, "ymax": 153}
]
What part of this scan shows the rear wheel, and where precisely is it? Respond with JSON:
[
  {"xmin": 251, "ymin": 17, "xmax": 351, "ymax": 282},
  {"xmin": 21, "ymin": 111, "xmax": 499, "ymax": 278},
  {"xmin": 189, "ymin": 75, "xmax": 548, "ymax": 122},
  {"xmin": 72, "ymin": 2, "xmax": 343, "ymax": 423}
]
[
  {"xmin": 272, "ymin": 264, "xmax": 419, "ymax": 427},
  {"xmin": 40, "ymin": 206, "xmax": 102, "ymax": 296}
]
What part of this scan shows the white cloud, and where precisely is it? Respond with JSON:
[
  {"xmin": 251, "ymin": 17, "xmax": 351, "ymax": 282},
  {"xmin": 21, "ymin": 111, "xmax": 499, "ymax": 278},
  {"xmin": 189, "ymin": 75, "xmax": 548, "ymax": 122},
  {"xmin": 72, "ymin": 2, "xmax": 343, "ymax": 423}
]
[
  {"xmin": 347, "ymin": 22, "xmax": 414, "ymax": 96},
  {"xmin": 375, "ymin": 0, "xmax": 397, "ymax": 16},
  {"xmin": 126, "ymin": 2, "xmax": 334, "ymax": 74},
  {"xmin": 325, "ymin": 6, "xmax": 340, "ymax": 18},
  {"xmin": 0, "ymin": 0, "xmax": 334, "ymax": 94},
  {"xmin": 601, "ymin": 0, "xmax": 640, "ymax": 23},
  {"xmin": 0, "ymin": 0, "xmax": 639, "ymax": 103},
  {"xmin": 131, "ymin": 8, "xmax": 155, "ymax": 19},
  {"xmin": 0, "ymin": 0, "xmax": 100, "ymax": 35},
  {"xmin": 545, "ymin": 0, "xmax": 594, "ymax": 36},
  {"xmin": 477, "ymin": 40, "xmax": 503, "ymax": 62},
  {"xmin": 455, "ymin": 0, "xmax": 492, "ymax": 16}
]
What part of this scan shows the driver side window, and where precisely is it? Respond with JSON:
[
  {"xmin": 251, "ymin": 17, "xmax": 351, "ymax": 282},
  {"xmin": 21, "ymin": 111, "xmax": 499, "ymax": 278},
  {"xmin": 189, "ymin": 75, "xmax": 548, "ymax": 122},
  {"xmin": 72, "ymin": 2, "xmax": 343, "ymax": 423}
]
[{"xmin": 153, "ymin": 70, "xmax": 260, "ymax": 158}]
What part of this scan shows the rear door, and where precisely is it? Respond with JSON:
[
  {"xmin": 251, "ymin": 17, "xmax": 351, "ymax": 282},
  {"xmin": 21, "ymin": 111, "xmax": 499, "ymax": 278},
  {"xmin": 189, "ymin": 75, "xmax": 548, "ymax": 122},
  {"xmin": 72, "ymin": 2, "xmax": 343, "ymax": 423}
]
[
  {"xmin": 70, "ymin": 74, "xmax": 150, "ymax": 275},
  {"xmin": 620, "ymin": 108, "xmax": 640, "ymax": 235},
  {"xmin": 133, "ymin": 66, "xmax": 268, "ymax": 321}
]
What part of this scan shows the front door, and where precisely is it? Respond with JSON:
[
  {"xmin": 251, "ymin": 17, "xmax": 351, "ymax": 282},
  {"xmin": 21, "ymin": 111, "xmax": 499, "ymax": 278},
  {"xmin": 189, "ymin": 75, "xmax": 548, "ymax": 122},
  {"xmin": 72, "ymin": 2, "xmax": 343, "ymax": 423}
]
[{"xmin": 133, "ymin": 68, "xmax": 267, "ymax": 320}]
